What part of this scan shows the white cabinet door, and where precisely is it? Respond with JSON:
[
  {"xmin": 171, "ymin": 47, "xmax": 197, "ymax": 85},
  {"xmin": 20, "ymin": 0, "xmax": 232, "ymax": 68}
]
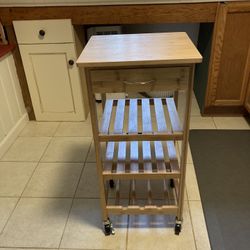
[{"xmin": 19, "ymin": 43, "xmax": 86, "ymax": 121}]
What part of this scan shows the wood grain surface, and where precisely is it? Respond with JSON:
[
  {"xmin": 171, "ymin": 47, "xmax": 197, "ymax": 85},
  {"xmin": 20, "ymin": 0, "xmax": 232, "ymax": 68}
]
[
  {"xmin": 0, "ymin": 3, "xmax": 217, "ymax": 25},
  {"xmin": 77, "ymin": 32, "xmax": 202, "ymax": 67}
]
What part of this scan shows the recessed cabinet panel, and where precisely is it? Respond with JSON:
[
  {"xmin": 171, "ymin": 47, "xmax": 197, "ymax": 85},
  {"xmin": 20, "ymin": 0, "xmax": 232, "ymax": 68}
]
[
  {"xmin": 30, "ymin": 53, "xmax": 75, "ymax": 113},
  {"xmin": 20, "ymin": 43, "xmax": 85, "ymax": 121},
  {"xmin": 245, "ymin": 79, "xmax": 250, "ymax": 113},
  {"xmin": 215, "ymin": 12, "xmax": 250, "ymax": 104}
]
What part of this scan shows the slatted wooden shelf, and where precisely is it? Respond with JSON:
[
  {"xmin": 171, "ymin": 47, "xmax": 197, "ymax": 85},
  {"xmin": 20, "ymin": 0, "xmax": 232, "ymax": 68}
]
[
  {"xmin": 106, "ymin": 205, "xmax": 179, "ymax": 215},
  {"xmin": 99, "ymin": 97, "xmax": 183, "ymax": 142},
  {"xmin": 106, "ymin": 178, "xmax": 178, "ymax": 215},
  {"xmin": 103, "ymin": 140, "xmax": 180, "ymax": 179}
]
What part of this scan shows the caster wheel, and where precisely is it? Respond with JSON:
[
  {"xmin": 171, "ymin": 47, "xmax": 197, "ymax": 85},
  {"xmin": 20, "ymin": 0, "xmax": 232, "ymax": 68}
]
[
  {"xmin": 103, "ymin": 219, "xmax": 115, "ymax": 236},
  {"xmin": 95, "ymin": 99, "xmax": 102, "ymax": 103},
  {"xmin": 109, "ymin": 179, "xmax": 115, "ymax": 188},
  {"xmin": 174, "ymin": 223, "xmax": 182, "ymax": 235},
  {"xmin": 170, "ymin": 179, "xmax": 175, "ymax": 188}
]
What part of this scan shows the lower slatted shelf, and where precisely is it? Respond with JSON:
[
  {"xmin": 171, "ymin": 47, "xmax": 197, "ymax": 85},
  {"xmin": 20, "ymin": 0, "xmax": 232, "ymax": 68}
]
[
  {"xmin": 106, "ymin": 205, "xmax": 179, "ymax": 215},
  {"xmin": 103, "ymin": 140, "xmax": 180, "ymax": 179},
  {"xmin": 106, "ymin": 179, "xmax": 179, "ymax": 215}
]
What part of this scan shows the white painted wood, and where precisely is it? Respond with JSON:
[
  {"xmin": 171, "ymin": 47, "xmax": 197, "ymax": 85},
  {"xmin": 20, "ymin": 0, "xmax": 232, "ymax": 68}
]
[
  {"xmin": 0, "ymin": 53, "xmax": 28, "ymax": 158},
  {"xmin": 0, "ymin": 113, "xmax": 28, "ymax": 159},
  {"xmin": 13, "ymin": 19, "xmax": 74, "ymax": 44},
  {"xmin": 0, "ymin": 56, "xmax": 21, "ymax": 125},
  {"xmin": 0, "ymin": 118, "xmax": 5, "ymax": 141},
  {"xmin": 19, "ymin": 43, "xmax": 87, "ymax": 121},
  {"xmin": 0, "ymin": 74, "xmax": 13, "ymax": 134},
  {"xmin": 7, "ymin": 55, "xmax": 27, "ymax": 115}
]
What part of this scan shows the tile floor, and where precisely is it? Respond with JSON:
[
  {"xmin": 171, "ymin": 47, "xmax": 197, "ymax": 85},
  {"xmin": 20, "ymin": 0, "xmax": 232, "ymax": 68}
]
[{"xmin": 0, "ymin": 93, "xmax": 249, "ymax": 250}]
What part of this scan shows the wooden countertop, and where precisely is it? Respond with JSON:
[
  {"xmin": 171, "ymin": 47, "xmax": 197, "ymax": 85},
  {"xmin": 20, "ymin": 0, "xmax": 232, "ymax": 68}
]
[
  {"xmin": 0, "ymin": 0, "xmax": 247, "ymax": 6},
  {"xmin": 0, "ymin": 44, "xmax": 15, "ymax": 59},
  {"xmin": 77, "ymin": 32, "xmax": 202, "ymax": 67}
]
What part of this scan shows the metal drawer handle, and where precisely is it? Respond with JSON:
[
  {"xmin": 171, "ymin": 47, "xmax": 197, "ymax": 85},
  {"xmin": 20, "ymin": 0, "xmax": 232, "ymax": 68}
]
[
  {"xmin": 123, "ymin": 79, "xmax": 155, "ymax": 85},
  {"xmin": 68, "ymin": 60, "xmax": 74, "ymax": 66},
  {"xmin": 39, "ymin": 29, "xmax": 45, "ymax": 37}
]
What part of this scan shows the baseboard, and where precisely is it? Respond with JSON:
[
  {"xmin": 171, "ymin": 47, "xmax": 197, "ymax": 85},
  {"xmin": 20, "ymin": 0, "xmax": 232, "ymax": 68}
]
[{"xmin": 0, "ymin": 113, "xmax": 28, "ymax": 159}]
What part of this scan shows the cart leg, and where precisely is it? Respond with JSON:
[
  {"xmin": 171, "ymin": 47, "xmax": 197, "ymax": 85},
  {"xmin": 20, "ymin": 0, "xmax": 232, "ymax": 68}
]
[
  {"xmin": 103, "ymin": 217, "xmax": 115, "ymax": 236},
  {"xmin": 174, "ymin": 217, "xmax": 182, "ymax": 235},
  {"xmin": 176, "ymin": 66, "xmax": 195, "ymax": 235},
  {"xmin": 169, "ymin": 178, "xmax": 175, "ymax": 188},
  {"xmin": 109, "ymin": 179, "xmax": 115, "ymax": 188}
]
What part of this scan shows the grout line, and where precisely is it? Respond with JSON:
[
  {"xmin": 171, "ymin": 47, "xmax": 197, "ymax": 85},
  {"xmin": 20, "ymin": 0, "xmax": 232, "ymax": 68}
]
[
  {"xmin": 0, "ymin": 133, "xmax": 54, "ymax": 233},
  {"xmin": 187, "ymin": 199, "xmax": 198, "ymax": 250},
  {"xmin": 211, "ymin": 117, "xmax": 218, "ymax": 129},
  {"xmin": 0, "ymin": 161, "xmax": 40, "ymax": 235},
  {"xmin": 52, "ymin": 121, "xmax": 62, "ymax": 137},
  {"xmin": 0, "ymin": 137, "xmax": 53, "ymax": 233},
  {"xmin": 0, "ymin": 135, "xmax": 25, "ymax": 161},
  {"xmin": 58, "ymin": 140, "xmax": 92, "ymax": 249},
  {"xmin": 0, "ymin": 160, "xmax": 40, "ymax": 163}
]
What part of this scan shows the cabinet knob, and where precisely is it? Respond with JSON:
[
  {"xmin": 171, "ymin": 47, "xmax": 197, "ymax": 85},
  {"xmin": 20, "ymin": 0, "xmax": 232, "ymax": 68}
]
[
  {"xmin": 39, "ymin": 29, "xmax": 45, "ymax": 37},
  {"xmin": 68, "ymin": 60, "xmax": 74, "ymax": 66}
]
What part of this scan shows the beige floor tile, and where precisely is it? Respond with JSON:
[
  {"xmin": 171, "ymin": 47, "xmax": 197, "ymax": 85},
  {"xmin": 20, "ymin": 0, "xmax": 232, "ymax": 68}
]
[
  {"xmin": 0, "ymin": 249, "xmax": 56, "ymax": 250},
  {"xmin": 75, "ymin": 163, "xmax": 100, "ymax": 198},
  {"xmin": 60, "ymin": 199, "xmax": 128, "ymax": 250},
  {"xmin": 86, "ymin": 141, "xmax": 107, "ymax": 163},
  {"xmin": 185, "ymin": 163, "xmax": 201, "ymax": 201},
  {"xmin": 127, "ymin": 201, "xmax": 196, "ymax": 250},
  {"xmin": 177, "ymin": 142, "xmax": 193, "ymax": 164},
  {"xmin": 0, "ymin": 162, "xmax": 37, "ymax": 196},
  {"xmin": 0, "ymin": 198, "xmax": 72, "ymax": 248},
  {"xmin": 213, "ymin": 116, "xmax": 250, "ymax": 129},
  {"xmin": 86, "ymin": 142, "xmax": 96, "ymax": 162},
  {"xmin": 1, "ymin": 137, "xmax": 51, "ymax": 162},
  {"xmin": 189, "ymin": 201, "xmax": 211, "ymax": 250},
  {"xmin": 23, "ymin": 163, "xmax": 83, "ymax": 198},
  {"xmin": 0, "ymin": 198, "xmax": 18, "ymax": 232},
  {"xmin": 41, "ymin": 137, "xmax": 92, "ymax": 163},
  {"xmin": 55, "ymin": 119, "xmax": 93, "ymax": 137},
  {"xmin": 190, "ymin": 116, "xmax": 216, "ymax": 129},
  {"xmin": 19, "ymin": 122, "xmax": 59, "ymax": 137}
]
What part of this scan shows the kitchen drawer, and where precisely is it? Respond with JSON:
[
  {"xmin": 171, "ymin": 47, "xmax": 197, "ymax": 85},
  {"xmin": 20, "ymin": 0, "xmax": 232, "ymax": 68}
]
[
  {"xmin": 13, "ymin": 19, "xmax": 74, "ymax": 44},
  {"xmin": 90, "ymin": 67, "xmax": 189, "ymax": 93}
]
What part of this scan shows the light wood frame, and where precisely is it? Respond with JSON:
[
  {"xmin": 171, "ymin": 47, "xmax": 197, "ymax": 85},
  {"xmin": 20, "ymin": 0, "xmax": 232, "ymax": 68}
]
[{"xmin": 83, "ymin": 63, "xmax": 195, "ymax": 223}]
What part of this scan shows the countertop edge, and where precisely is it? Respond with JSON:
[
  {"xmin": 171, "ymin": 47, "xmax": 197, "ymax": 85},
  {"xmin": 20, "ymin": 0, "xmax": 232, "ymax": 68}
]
[{"xmin": 0, "ymin": 44, "xmax": 15, "ymax": 60}]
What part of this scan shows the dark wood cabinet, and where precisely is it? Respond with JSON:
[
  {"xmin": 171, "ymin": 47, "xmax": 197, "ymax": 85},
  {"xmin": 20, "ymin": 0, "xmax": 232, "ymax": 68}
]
[
  {"xmin": 245, "ymin": 78, "xmax": 250, "ymax": 113},
  {"xmin": 204, "ymin": 2, "xmax": 250, "ymax": 114},
  {"xmin": 1, "ymin": 1, "xmax": 249, "ymax": 117}
]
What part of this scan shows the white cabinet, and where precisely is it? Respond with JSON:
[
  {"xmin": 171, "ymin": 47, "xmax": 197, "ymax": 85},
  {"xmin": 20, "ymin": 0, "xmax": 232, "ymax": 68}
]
[
  {"xmin": 0, "ymin": 52, "xmax": 28, "ymax": 158},
  {"xmin": 13, "ymin": 19, "xmax": 88, "ymax": 121}
]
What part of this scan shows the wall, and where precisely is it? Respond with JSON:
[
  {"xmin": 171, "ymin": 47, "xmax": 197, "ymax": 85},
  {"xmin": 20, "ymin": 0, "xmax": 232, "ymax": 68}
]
[{"xmin": 0, "ymin": 52, "xmax": 28, "ymax": 158}]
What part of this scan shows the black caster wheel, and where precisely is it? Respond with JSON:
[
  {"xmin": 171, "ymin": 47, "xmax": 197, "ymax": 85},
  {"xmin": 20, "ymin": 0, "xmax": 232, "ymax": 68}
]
[
  {"xmin": 95, "ymin": 99, "xmax": 102, "ymax": 103},
  {"xmin": 109, "ymin": 179, "xmax": 115, "ymax": 188},
  {"xmin": 170, "ymin": 179, "xmax": 175, "ymax": 188},
  {"xmin": 174, "ymin": 222, "xmax": 182, "ymax": 235},
  {"xmin": 103, "ymin": 218, "xmax": 115, "ymax": 236}
]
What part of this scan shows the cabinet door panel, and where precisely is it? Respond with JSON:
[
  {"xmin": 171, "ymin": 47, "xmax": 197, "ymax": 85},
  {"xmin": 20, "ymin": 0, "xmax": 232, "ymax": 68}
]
[
  {"xmin": 245, "ymin": 80, "xmax": 250, "ymax": 113},
  {"xmin": 19, "ymin": 43, "xmax": 85, "ymax": 121},
  {"xmin": 215, "ymin": 11, "xmax": 250, "ymax": 105},
  {"xmin": 30, "ymin": 53, "xmax": 74, "ymax": 113}
]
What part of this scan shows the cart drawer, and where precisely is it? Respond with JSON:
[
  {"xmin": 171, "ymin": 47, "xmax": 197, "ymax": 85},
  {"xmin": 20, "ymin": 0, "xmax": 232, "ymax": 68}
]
[
  {"xmin": 13, "ymin": 19, "xmax": 74, "ymax": 44},
  {"xmin": 90, "ymin": 67, "xmax": 189, "ymax": 93}
]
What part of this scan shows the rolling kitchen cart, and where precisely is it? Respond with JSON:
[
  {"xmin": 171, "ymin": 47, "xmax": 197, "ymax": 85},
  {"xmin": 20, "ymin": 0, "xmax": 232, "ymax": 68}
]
[{"xmin": 77, "ymin": 32, "xmax": 202, "ymax": 235}]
